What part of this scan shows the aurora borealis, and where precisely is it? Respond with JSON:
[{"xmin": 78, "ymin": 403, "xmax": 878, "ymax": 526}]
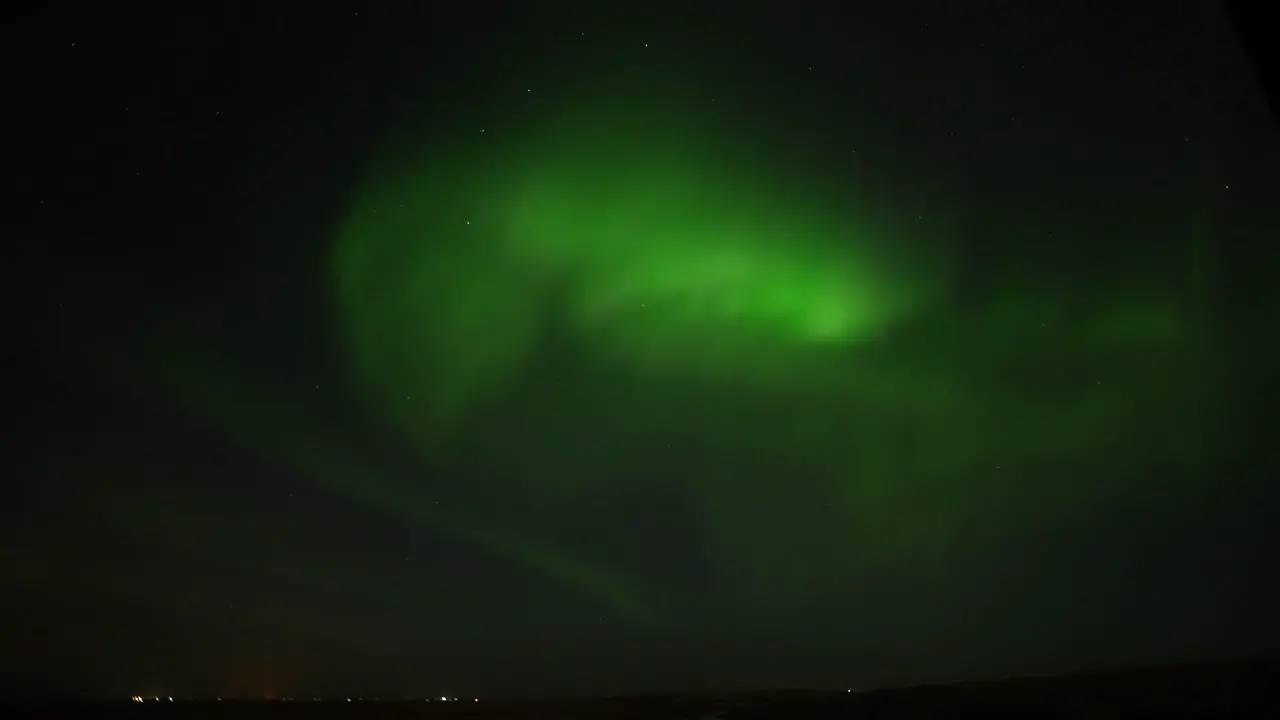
[
  {"xmin": 7, "ymin": 0, "xmax": 1280, "ymax": 700},
  {"xmin": 325, "ymin": 61, "xmax": 1228, "ymax": 618}
]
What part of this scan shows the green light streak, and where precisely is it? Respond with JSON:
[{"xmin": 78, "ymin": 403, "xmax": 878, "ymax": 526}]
[{"xmin": 112, "ymin": 64, "xmax": 1230, "ymax": 621}]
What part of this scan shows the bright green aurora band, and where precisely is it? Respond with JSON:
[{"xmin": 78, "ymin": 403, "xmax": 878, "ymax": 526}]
[{"xmin": 158, "ymin": 72, "xmax": 1227, "ymax": 624}]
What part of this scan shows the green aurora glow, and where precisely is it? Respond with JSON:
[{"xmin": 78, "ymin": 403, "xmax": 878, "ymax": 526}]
[{"xmin": 129, "ymin": 69, "xmax": 1229, "ymax": 624}]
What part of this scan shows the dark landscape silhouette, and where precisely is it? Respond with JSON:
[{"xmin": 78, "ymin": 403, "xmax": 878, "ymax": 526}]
[{"xmin": 5, "ymin": 659, "xmax": 1278, "ymax": 718}]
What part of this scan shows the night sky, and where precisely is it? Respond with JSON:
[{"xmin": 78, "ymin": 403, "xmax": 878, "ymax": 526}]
[{"xmin": 6, "ymin": 0, "xmax": 1280, "ymax": 701}]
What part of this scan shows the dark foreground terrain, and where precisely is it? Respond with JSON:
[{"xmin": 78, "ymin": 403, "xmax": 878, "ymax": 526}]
[{"xmin": 6, "ymin": 659, "xmax": 1279, "ymax": 718}]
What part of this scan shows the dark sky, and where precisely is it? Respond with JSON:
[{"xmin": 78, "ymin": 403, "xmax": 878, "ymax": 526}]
[{"xmin": 5, "ymin": 0, "xmax": 1280, "ymax": 701}]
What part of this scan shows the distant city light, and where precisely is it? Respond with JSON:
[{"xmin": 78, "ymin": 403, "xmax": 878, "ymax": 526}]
[{"xmin": 128, "ymin": 693, "xmax": 481, "ymax": 704}]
